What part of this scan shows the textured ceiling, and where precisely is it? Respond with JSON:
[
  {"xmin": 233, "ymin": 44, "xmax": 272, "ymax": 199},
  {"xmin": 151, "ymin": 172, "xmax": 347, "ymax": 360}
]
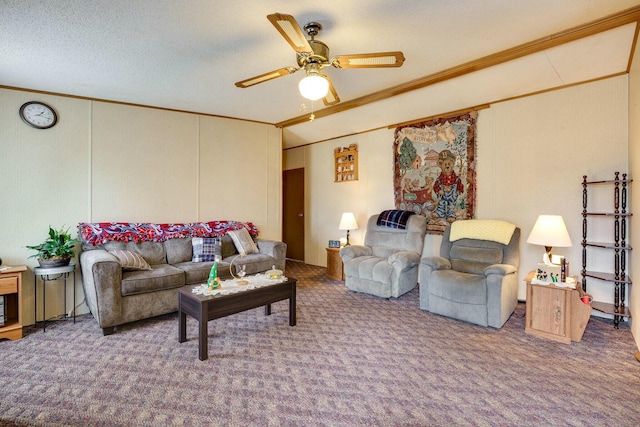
[{"xmin": 1, "ymin": 0, "xmax": 639, "ymax": 148}]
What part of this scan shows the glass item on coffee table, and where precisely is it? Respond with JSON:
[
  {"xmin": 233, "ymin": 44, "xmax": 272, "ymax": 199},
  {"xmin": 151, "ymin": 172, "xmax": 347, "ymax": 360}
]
[
  {"xmin": 265, "ymin": 265, "xmax": 283, "ymax": 280},
  {"xmin": 229, "ymin": 254, "xmax": 249, "ymax": 285},
  {"xmin": 236, "ymin": 264, "xmax": 248, "ymax": 285}
]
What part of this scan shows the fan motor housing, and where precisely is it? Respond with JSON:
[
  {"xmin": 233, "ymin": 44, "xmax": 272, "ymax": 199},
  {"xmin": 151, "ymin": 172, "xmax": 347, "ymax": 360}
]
[{"xmin": 297, "ymin": 39, "xmax": 330, "ymax": 67}]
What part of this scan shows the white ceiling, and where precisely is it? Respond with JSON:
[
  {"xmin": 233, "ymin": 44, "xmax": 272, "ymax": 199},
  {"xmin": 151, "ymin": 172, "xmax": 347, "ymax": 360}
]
[{"xmin": 1, "ymin": 0, "xmax": 639, "ymax": 148}]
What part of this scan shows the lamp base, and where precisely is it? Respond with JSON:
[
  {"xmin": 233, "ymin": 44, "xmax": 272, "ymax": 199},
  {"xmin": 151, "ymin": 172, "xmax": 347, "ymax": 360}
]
[{"xmin": 542, "ymin": 246, "xmax": 555, "ymax": 266}]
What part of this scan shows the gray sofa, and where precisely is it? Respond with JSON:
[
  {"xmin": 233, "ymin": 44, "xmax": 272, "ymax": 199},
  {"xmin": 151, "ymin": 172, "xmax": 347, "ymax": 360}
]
[{"xmin": 79, "ymin": 235, "xmax": 286, "ymax": 335}]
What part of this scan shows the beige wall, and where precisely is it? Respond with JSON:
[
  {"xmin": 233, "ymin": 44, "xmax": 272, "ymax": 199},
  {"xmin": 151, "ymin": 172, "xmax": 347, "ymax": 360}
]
[
  {"xmin": 285, "ymin": 129, "xmax": 398, "ymax": 265},
  {"xmin": 629, "ymin": 38, "xmax": 640, "ymax": 349},
  {"xmin": 479, "ymin": 77, "xmax": 628, "ymax": 305},
  {"xmin": 91, "ymin": 102, "xmax": 200, "ymax": 222},
  {"xmin": 284, "ymin": 76, "xmax": 629, "ymax": 309},
  {"xmin": 0, "ymin": 88, "xmax": 282, "ymax": 325}
]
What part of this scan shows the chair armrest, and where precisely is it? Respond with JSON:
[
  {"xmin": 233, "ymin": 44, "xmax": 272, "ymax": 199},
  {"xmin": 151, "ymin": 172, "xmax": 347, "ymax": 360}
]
[
  {"xmin": 388, "ymin": 251, "xmax": 420, "ymax": 269},
  {"xmin": 484, "ymin": 264, "xmax": 517, "ymax": 276},
  {"xmin": 420, "ymin": 256, "xmax": 451, "ymax": 271},
  {"xmin": 256, "ymin": 239, "xmax": 287, "ymax": 271},
  {"xmin": 340, "ymin": 245, "xmax": 371, "ymax": 262},
  {"xmin": 79, "ymin": 249, "xmax": 123, "ymax": 329}
]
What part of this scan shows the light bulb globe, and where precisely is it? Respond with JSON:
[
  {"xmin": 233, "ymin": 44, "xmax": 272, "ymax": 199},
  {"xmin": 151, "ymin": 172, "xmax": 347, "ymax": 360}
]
[{"xmin": 299, "ymin": 75, "xmax": 329, "ymax": 101}]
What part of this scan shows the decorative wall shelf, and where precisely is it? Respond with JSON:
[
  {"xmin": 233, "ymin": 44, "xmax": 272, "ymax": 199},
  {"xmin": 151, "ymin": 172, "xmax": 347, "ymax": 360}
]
[{"xmin": 334, "ymin": 144, "xmax": 358, "ymax": 182}]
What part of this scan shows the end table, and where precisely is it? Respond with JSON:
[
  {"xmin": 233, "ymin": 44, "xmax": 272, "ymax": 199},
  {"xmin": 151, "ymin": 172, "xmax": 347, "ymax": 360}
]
[
  {"xmin": 33, "ymin": 263, "xmax": 76, "ymax": 332},
  {"xmin": 326, "ymin": 247, "xmax": 344, "ymax": 281},
  {"xmin": 0, "ymin": 265, "xmax": 27, "ymax": 340},
  {"xmin": 524, "ymin": 271, "xmax": 592, "ymax": 344}
]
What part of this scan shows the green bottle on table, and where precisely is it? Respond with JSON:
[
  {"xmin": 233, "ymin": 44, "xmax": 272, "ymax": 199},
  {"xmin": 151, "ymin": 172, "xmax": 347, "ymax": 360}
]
[{"xmin": 208, "ymin": 261, "xmax": 220, "ymax": 290}]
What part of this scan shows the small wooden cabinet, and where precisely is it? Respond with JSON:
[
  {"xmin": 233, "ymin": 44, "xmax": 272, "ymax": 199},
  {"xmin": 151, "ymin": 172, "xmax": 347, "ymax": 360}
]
[
  {"xmin": 326, "ymin": 247, "xmax": 344, "ymax": 281},
  {"xmin": 0, "ymin": 265, "xmax": 27, "ymax": 340},
  {"xmin": 525, "ymin": 271, "xmax": 592, "ymax": 344},
  {"xmin": 334, "ymin": 145, "xmax": 358, "ymax": 182}
]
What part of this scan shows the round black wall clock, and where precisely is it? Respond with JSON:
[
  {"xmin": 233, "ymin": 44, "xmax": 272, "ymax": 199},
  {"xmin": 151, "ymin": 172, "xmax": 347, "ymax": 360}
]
[{"xmin": 19, "ymin": 101, "xmax": 58, "ymax": 129}]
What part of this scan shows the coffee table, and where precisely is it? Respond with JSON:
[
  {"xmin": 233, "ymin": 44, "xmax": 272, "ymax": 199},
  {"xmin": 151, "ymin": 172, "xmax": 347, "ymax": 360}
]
[{"xmin": 178, "ymin": 277, "xmax": 297, "ymax": 360}]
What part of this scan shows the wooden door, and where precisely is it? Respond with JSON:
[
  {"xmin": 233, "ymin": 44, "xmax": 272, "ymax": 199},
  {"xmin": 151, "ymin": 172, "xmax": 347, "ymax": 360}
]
[{"xmin": 283, "ymin": 168, "xmax": 305, "ymax": 261}]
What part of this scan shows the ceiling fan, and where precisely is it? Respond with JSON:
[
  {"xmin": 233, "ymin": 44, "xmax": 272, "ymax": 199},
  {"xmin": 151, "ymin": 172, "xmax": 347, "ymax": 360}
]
[{"xmin": 235, "ymin": 13, "xmax": 406, "ymax": 106}]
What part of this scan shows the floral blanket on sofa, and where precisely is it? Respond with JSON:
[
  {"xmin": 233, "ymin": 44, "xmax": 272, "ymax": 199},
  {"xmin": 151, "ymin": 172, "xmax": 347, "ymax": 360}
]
[{"xmin": 78, "ymin": 221, "xmax": 259, "ymax": 246}]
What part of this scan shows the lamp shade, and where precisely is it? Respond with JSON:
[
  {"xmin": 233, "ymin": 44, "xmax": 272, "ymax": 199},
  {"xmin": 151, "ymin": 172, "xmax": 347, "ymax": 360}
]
[
  {"xmin": 339, "ymin": 212, "xmax": 359, "ymax": 231},
  {"xmin": 299, "ymin": 74, "xmax": 329, "ymax": 101},
  {"xmin": 526, "ymin": 215, "xmax": 572, "ymax": 247}
]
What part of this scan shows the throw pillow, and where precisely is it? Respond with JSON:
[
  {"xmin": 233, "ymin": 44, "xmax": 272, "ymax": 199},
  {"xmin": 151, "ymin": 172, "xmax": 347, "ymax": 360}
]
[
  {"xmin": 228, "ymin": 228, "xmax": 258, "ymax": 256},
  {"xmin": 221, "ymin": 234, "xmax": 236, "ymax": 259},
  {"xmin": 109, "ymin": 250, "xmax": 152, "ymax": 271},
  {"xmin": 192, "ymin": 237, "xmax": 221, "ymax": 262}
]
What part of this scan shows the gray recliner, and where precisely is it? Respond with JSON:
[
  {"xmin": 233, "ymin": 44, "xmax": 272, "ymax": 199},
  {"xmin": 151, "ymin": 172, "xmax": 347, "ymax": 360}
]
[
  {"xmin": 340, "ymin": 213, "xmax": 427, "ymax": 298},
  {"xmin": 419, "ymin": 220, "xmax": 520, "ymax": 328}
]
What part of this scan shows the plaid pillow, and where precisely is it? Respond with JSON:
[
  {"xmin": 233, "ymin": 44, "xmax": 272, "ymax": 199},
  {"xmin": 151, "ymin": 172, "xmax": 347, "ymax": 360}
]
[{"xmin": 191, "ymin": 237, "xmax": 221, "ymax": 262}]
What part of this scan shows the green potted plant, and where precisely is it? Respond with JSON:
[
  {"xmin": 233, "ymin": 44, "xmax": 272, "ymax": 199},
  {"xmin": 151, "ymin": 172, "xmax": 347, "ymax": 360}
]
[{"xmin": 26, "ymin": 226, "xmax": 79, "ymax": 268}]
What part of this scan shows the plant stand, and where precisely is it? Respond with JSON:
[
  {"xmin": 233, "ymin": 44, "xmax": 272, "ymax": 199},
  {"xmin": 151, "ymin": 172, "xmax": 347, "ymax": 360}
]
[{"xmin": 33, "ymin": 263, "xmax": 76, "ymax": 332}]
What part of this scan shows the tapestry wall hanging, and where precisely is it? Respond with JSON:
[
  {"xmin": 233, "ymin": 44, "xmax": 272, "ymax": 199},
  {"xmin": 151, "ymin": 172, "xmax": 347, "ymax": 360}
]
[{"xmin": 393, "ymin": 111, "xmax": 477, "ymax": 234}]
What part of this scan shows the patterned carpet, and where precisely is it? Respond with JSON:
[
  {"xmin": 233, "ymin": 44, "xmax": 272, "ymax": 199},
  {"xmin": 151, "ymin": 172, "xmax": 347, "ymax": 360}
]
[{"xmin": 1, "ymin": 261, "xmax": 639, "ymax": 426}]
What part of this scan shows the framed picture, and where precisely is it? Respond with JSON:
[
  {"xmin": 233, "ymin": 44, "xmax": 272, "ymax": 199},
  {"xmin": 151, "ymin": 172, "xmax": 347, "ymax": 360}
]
[{"xmin": 328, "ymin": 240, "xmax": 341, "ymax": 248}]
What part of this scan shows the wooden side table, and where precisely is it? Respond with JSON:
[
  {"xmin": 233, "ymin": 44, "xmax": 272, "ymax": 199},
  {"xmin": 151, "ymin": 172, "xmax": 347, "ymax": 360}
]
[
  {"xmin": 524, "ymin": 271, "xmax": 592, "ymax": 344},
  {"xmin": 0, "ymin": 265, "xmax": 27, "ymax": 340},
  {"xmin": 326, "ymin": 247, "xmax": 344, "ymax": 281}
]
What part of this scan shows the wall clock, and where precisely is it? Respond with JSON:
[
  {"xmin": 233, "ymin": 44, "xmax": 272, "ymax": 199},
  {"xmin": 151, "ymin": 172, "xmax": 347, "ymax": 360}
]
[{"xmin": 19, "ymin": 101, "xmax": 58, "ymax": 129}]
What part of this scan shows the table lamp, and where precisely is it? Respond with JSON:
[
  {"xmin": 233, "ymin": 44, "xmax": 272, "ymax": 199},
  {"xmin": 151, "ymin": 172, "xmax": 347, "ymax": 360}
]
[
  {"xmin": 339, "ymin": 212, "xmax": 359, "ymax": 246},
  {"xmin": 526, "ymin": 214, "xmax": 572, "ymax": 265}
]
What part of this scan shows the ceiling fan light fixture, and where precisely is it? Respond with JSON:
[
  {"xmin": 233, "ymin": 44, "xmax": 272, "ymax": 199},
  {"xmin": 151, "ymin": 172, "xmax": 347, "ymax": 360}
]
[
  {"xmin": 236, "ymin": 13, "xmax": 406, "ymax": 105},
  {"xmin": 299, "ymin": 73, "xmax": 329, "ymax": 101}
]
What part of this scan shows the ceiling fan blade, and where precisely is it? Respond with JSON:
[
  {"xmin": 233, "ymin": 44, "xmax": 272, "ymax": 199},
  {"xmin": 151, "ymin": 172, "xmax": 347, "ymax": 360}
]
[
  {"xmin": 321, "ymin": 74, "xmax": 340, "ymax": 106},
  {"xmin": 332, "ymin": 51, "xmax": 406, "ymax": 68},
  {"xmin": 235, "ymin": 67, "xmax": 297, "ymax": 88},
  {"xmin": 267, "ymin": 13, "xmax": 313, "ymax": 54}
]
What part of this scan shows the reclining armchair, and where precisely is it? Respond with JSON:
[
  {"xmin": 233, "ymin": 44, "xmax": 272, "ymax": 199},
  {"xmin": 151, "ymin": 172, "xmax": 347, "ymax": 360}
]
[
  {"xmin": 340, "ymin": 212, "xmax": 427, "ymax": 298},
  {"xmin": 419, "ymin": 220, "xmax": 520, "ymax": 328}
]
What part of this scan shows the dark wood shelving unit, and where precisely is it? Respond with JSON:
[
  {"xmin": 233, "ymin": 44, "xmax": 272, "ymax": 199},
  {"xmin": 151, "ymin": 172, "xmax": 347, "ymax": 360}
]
[{"xmin": 581, "ymin": 172, "xmax": 632, "ymax": 328}]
